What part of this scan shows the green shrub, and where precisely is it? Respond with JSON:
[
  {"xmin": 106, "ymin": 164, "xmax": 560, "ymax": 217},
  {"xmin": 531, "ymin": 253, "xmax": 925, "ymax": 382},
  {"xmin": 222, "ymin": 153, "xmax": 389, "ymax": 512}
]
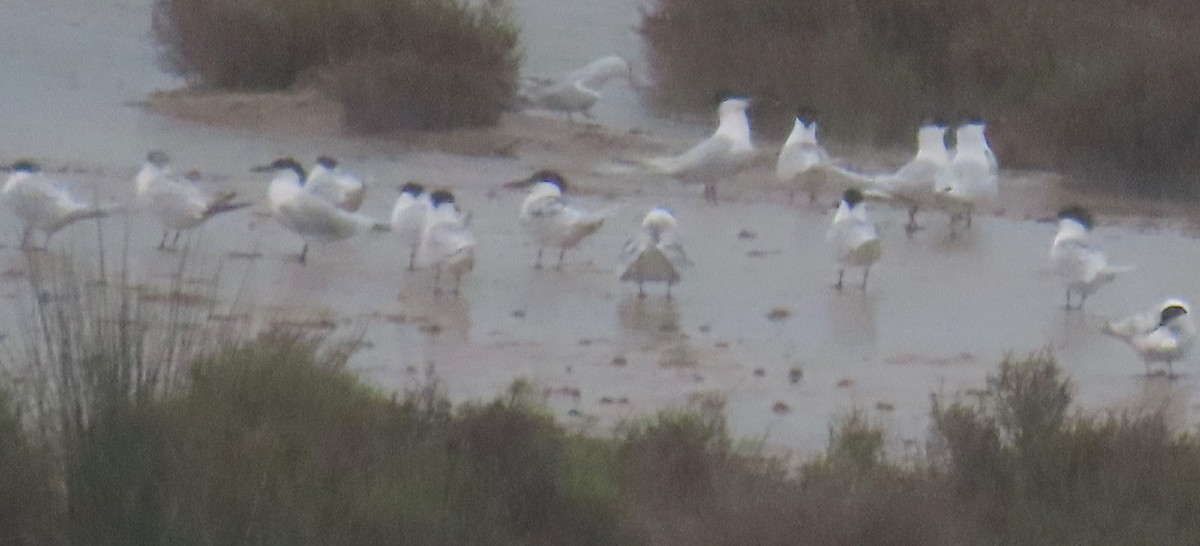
[
  {"xmin": 640, "ymin": 0, "xmax": 1200, "ymax": 194},
  {"xmin": 931, "ymin": 353, "xmax": 1200, "ymax": 544},
  {"xmin": 0, "ymin": 389, "xmax": 58, "ymax": 545},
  {"xmin": 152, "ymin": 0, "xmax": 521, "ymax": 132}
]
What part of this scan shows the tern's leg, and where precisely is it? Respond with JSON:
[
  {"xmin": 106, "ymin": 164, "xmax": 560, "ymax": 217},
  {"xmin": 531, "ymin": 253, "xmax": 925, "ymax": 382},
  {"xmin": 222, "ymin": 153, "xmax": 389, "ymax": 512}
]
[
  {"xmin": 905, "ymin": 207, "xmax": 921, "ymax": 234},
  {"xmin": 861, "ymin": 267, "xmax": 870, "ymax": 290},
  {"xmin": 453, "ymin": 270, "xmax": 463, "ymax": 297},
  {"xmin": 433, "ymin": 266, "xmax": 443, "ymax": 296},
  {"xmin": 809, "ymin": 188, "xmax": 818, "ymax": 205},
  {"xmin": 535, "ymin": 247, "xmax": 544, "ymax": 269},
  {"xmin": 19, "ymin": 226, "xmax": 32, "ymax": 250},
  {"xmin": 408, "ymin": 244, "xmax": 417, "ymax": 271},
  {"xmin": 966, "ymin": 207, "xmax": 974, "ymax": 229},
  {"xmin": 158, "ymin": 231, "xmax": 169, "ymax": 251},
  {"xmin": 1079, "ymin": 292, "xmax": 1088, "ymax": 310},
  {"xmin": 556, "ymin": 249, "xmax": 566, "ymax": 270},
  {"xmin": 666, "ymin": 281, "xmax": 673, "ymax": 301},
  {"xmin": 298, "ymin": 244, "xmax": 308, "ymax": 264},
  {"xmin": 1064, "ymin": 289, "xmax": 1073, "ymax": 310},
  {"xmin": 835, "ymin": 269, "xmax": 844, "ymax": 290},
  {"xmin": 637, "ymin": 278, "xmax": 645, "ymax": 299},
  {"xmin": 704, "ymin": 184, "xmax": 718, "ymax": 205}
]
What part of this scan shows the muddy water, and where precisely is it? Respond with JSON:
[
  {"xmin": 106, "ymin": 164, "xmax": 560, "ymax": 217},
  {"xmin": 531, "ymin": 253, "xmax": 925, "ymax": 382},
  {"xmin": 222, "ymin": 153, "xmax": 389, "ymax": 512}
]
[{"xmin": 2, "ymin": 0, "xmax": 1200, "ymax": 455}]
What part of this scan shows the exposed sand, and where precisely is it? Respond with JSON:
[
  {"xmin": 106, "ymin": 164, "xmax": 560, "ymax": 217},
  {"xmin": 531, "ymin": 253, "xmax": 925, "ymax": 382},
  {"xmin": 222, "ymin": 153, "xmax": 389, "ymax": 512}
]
[{"xmin": 142, "ymin": 87, "xmax": 1200, "ymax": 234}]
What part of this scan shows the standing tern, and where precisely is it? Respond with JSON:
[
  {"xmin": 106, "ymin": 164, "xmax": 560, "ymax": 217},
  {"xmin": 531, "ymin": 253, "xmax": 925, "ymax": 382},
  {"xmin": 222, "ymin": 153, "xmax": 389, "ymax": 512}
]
[
  {"xmin": 414, "ymin": 189, "xmax": 475, "ymax": 296},
  {"xmin": 134, "ymin": 150, "xmax": 249, "ymax": 251},
  {"xmin": 390, "ymin": 182, "xmax": 432, "ymax": 271},
  {"xmin": 514, "ymin": 170, "xmax": 608, "ymax": 269},
  {"xmin": 1103, "ymin": 299, "xmax": 1195, "ymax": 377},
  {"xmin": 2, "ymin": 160, "xmax": 112, "ymax": 249},
  {"xmin": 873, "ymin": 123, "xmax": 949, "ymax": 232},
  {"xmin": 619, "ymin": 207, "xmax": 690, "ymax": 299},
  {"xmin": 518, "ymin": 55, "xmax": 632, "ymax": 122},
  {"xmin": 775, "ymin": 113, "xmax": 832, "ymax": 205},
  {"xmin": 253, "ymin": 157, "xmax": 384, "ymax": 264},
  {"xmin": 935, "ymin": 121, "xmax": 998, "ymax": 232},
  {"xmin": 305, "ymin": 155, "xmax": 365, "ymax": 212},
  {"xmin": 642, "ymin": 96, "xmax": 754, "ymax": 205},
  {"xmin": 1049, "ymin": 205, "xmax": 1132, "ymax": 310},
  {"xmin": 827, "ymin": 188, "xmax": 882, "ymax": 290}
]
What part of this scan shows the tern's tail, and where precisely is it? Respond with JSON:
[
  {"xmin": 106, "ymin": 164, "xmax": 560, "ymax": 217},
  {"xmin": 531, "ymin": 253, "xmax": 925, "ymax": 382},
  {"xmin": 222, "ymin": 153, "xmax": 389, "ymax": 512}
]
[
  {"xmin": 575, "ymin": 214, "xmax": 606, "ymax": 238},
  {"xmin": 1095, "ymin": 265, "xmax": 1135, "ymax": 287},
  {"xmin": 824, "ymin": 165, "xmax": 877, "ymax": 187},
  {"xmin": 48, "ymin": 204, "xmax": 121, "ymax": 233},
  {"xmin": 349, "ymin": 212, "xmax": 391, "ymax": 233},
  {"xmin": 1100, "ymin": 320, "xmax": 1129, "ymax": 341},
  {"xmin": 203, "ymin": 192, "xmax": 252, "ymax": 219},
  {"xmin": 638, "ymin": 156, "xmax": 679, "ymax": 176}
]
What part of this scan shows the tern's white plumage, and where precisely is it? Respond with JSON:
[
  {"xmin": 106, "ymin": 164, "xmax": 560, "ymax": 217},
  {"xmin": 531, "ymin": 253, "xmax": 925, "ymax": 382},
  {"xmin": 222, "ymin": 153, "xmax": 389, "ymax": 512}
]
[
  {"xmin": 519, "ymin": 55, "xmax": 631, "ymax": 122},
  {"xmin": 2, "ymin": 160, "xmax": 110, "ymax": 249},
  {"xmin": 935, "ymin": 121, "xmax": 998, "ymax": 230},
  {"xmin": 257, "ymin": 157, "xmax": 382, "ymax": 264},
  {"xmin": 305, "ymin": 156, "xmax": 365, "ymax": 212},
  {"xmin": 1050, "ymin": 206, "xmax": 1131, "ymax": 309},
  {"xmin": 619, "ymin": 207, "xmax": 690, "ymax": 298},
  {"xmin": 135, "ymin": 150, "xmax": 248, "ymax": 250},
  {"xmin": 518, "ymin": 170, "xmax": 607, "ymax": 269},
  {"xmin": 873, "ymin": 123, "xmax": 949, "ymax": 231},
  {"xmin": 642, "ymin": 97, "xmax": 754, "ymax": 205},
  {"xmin": 414, "ymin": 189, "xmax": 475, "ymax": 296},
  {"xmin": 1103, "ymin": 299, "xmax": 1195, "ymax": 376},
  {"xmin": 391, "ymin": 182, "xmax": 432, "ymax": 270},
  {"xmin": 827, "ymin": 188, "xmax": 881, "ymax": 290},
  {"xmin": 775, "ymin": 116, "xmax": 832, "ymax": 204}
]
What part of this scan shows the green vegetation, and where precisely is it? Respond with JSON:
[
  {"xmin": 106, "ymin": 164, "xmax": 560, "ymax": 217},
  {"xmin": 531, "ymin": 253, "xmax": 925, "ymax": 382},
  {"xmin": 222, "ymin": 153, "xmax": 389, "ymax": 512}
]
[
  {"xmin": 639, "ymin": 0, "xmax": 1200, "ymax": 195},
  {"xmin": 4, "ymin": 250, "xmax": 1200, "ymax": 543},
  {"xmin": 152, "ymin": 0, "xmax": 521, "ymax": 131}
]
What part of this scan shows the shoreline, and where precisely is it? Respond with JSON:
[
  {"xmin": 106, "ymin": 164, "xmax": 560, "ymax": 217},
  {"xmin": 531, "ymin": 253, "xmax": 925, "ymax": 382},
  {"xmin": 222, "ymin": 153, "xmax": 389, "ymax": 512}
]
[{"xmin": 141, "ymin": 86, "xmax": 1200, "ymax": 237}]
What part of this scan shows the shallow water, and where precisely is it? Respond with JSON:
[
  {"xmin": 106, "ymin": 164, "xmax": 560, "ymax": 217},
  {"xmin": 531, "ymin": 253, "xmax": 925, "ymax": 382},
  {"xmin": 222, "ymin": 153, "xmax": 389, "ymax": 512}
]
[{"xmin": 2, "ymin": 0, "xmax": 1199, "ymax": 455}]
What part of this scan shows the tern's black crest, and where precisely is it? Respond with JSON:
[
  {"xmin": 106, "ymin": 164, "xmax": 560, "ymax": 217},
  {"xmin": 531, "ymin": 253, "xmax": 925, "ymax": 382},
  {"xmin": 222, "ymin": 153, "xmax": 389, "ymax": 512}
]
[
  {"xmin": 842, "ymin": 188, "xmax": 865, "ymax": 207},
  {"xmin": 400, "ymin": 182, "xmax": 425, "ymax": 196},
  {"xmin": 316, "ymin": 156, "xmax": 338, "ymax": 169},
  {"xmin": 531, "ymin": 170, "xmax": 567, "ymax": 193},
  {"xmin": 712, "ymin": 89, "xmax": 748, "ymax": 106},
  {"xmin": 1160, "ymin": 304, "xmax": 1188, "ymax": 326},
  {"xmin": 9, "ymin": 160, "xmax": 40, "ymax": 173},
  {"xmin": 920, "ymin": 116, "xmax": 948, "ymax": 128},
  {"xmin": 794, "ymin": 104, "xmax": 818, "ymax": 123},
  {"xmin": 269, "ymin": 157, "xmax": 306, "ymax": 181},
  {"xmin": 429, "ymin": 189, "xmax": 456, "ymax": 207},
  {"xmin": 963, "ymin": 115, "xmax": 987, "ymax": 127},
  {"xmin": 1057, "ymin": 205, "xmax": 1093, "ymax": 231},
  {"xmin": 147, "ymin": 150, "xmax": 170, "ymax": 167}
]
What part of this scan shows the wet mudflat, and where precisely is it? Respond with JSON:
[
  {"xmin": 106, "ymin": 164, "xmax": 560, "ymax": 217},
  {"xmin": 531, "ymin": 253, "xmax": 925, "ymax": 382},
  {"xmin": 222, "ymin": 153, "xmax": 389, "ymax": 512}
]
[{"xmin": 1, "ymin": 0, "xmax": 1199, "ymax": 456}]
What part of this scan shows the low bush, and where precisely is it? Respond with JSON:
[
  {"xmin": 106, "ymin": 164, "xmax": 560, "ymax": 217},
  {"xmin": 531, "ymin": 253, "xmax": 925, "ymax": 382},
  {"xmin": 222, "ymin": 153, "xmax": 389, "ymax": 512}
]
[
  {"xmin": 6, "ymin": 263, "xmax": 1200, "ymax": 546},
  {"xmin": 931, "ymin": 353, "xmax": 1200, "ymax": 543},
  {"xmin": 0, "ymin": 389, "xmax": 57, "ymax": 545},
  {"xmin": 152, "ymin": 0, "xmax": 520, "ymax": 132},
  {"xmin": 640, "ymin": 0, "xmax": 1200, "ymax": 195}
]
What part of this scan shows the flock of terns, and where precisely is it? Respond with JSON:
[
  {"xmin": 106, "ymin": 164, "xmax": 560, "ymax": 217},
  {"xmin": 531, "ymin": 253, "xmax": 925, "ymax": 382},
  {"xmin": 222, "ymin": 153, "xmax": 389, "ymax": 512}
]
[{"xmin": 0, "ymin": 54, "xmax": 1192, "ymax": 377}]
